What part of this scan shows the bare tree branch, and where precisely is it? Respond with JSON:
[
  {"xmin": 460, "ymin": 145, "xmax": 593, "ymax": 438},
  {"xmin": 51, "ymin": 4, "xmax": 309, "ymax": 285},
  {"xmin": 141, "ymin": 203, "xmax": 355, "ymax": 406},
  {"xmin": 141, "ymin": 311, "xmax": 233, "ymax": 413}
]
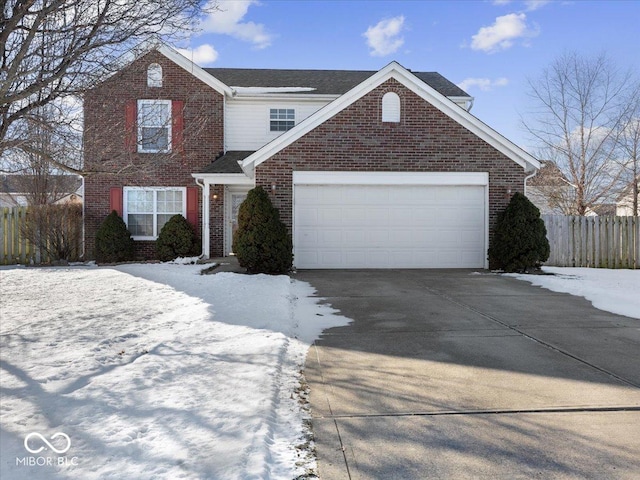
[
  {"xmin": 523, "ymin": 51, "xmax": 637, "ymax": 215},
  {"xmin": 1, "ymin": 0, "xmax": 217, "ymax": 171}
]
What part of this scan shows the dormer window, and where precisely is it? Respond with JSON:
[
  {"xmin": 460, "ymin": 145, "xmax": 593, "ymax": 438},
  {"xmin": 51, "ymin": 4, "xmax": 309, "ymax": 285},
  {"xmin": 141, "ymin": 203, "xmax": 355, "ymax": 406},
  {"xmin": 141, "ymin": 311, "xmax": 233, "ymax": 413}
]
[
  {"xmin": 270, "ymin": 109, "xmax": 295, "ymax": 132},
  {"xmin": 147, "ymin": 63, "xmax": 163, "ymax": 87},
  {"xmin": 382, "ymin": 92, "xmax": 400, "ymax": 123}
]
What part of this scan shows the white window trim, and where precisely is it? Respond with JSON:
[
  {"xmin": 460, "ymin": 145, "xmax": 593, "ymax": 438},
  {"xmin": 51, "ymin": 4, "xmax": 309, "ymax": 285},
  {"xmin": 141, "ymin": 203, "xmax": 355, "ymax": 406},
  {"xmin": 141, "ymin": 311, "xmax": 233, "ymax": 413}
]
[
  {"xmin": 268, "ymin": 108, "xmax": 296, "ymax": 133},
  {"xmin": 123, "ymin": 186, "xmax": 186, "ymax": 240},
  {"xmin": 137, "ymin": 99, "xmax": 172, "ymax": 153},
  {"xmin": 382, "ymin": 92, "xmax": 401, "ymax": 123}
]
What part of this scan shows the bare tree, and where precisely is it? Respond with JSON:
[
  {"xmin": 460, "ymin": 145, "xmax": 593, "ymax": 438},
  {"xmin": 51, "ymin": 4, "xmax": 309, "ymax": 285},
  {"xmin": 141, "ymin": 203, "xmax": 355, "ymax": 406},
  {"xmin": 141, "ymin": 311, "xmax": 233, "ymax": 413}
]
[
  {"xmin": 616, "ymin": 93, "xmax": 640, "ymax": 216},
  {"xmin": 2, "ymin": 103, "xmax": 82, "ymax": 204},
  {"xmin": 524, "ymin": 51, "xmax": 636, "ymax": 215},
  {"xmin": 1, "ymin": 0, "xmax": 214, "ymax": 172}
]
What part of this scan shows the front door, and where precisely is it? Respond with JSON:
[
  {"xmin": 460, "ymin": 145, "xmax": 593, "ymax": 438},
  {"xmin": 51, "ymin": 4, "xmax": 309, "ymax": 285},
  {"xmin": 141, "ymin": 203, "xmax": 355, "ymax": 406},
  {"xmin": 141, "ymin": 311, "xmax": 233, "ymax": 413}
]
[{"xmin": 224, "ymin": 187, "xmax": 250, "ymax": 255}]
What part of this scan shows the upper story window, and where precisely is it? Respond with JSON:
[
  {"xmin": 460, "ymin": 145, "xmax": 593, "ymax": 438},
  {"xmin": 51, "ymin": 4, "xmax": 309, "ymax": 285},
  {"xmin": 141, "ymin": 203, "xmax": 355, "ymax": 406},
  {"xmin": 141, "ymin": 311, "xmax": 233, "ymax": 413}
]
[
  {"xmin": 270, "ymin": 108, "xmax": 295, "ymax": 132},
  {"xmin": 147, "ymin": 63, "xmax": 163, "ymax": 87},
  {"xmin": 382, "ymin": 92, "xmax": 401, "ymax": 123},
  {"xmin": 138, "ymin": 99, "xmax": 171, "ymax": 152}
]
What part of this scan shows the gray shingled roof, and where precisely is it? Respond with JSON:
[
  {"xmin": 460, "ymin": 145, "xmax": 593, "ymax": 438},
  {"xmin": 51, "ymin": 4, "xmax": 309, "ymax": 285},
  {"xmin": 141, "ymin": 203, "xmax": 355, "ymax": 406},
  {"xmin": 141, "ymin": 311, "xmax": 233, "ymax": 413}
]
[
  {"xmin": 201, "ymin": 151, "xmax": 254, "ymax": 174},
  {"xmin": 1, "ymin": 174, "xmax": 82, "ymax": 194},
  {"xmin": 204, "ymin": 68, "xmax": 469, "ymax": 97}
]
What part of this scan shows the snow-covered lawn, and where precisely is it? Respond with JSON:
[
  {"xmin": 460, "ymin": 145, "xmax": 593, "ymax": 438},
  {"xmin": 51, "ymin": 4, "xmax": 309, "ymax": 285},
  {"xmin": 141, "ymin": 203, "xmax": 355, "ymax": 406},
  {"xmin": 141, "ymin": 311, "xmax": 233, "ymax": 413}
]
[
  {"xmin": 0, "ymin": 263, "xmax": 349, "ymax": 480},
  {"xmin": 511, "ymin": 267, "xmax": 640, "ymax": 320}
]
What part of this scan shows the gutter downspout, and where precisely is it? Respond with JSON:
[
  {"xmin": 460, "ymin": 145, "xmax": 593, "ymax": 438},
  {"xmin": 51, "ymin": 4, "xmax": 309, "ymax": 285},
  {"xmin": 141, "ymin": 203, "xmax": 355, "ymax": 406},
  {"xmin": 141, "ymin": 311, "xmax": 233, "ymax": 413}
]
[
  {"xmin": 524, "ymin": 169, "xmax": 538, "ymax": 197},
  {"xmin": 195, "ymin": 177, "xmax": 210, "ymax": 258},
  {"xmin": 81, "ymin": 175, "xmax": 86, "ymax": 260}
]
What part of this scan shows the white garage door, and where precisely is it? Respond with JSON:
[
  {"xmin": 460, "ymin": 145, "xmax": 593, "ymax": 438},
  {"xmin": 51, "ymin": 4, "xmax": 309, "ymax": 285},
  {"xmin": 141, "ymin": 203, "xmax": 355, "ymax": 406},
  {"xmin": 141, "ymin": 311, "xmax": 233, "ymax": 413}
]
[{"xmin": 293, "ymin": 173, "xmax": 487, "ymax": 269}]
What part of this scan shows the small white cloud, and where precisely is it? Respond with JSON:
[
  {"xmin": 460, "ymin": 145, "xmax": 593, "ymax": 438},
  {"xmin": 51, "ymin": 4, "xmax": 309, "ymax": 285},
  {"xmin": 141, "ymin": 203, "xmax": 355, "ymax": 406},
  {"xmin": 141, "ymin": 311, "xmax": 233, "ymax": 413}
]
[
  {"xmin": 363, "ymin": 16, "xmax": 405, "ymax": 57},
  {"xmin": 177, "ymin": 44, "xmax": 219, "ymax": 65},
  {"xmin": 525, "ymin": 0, "xmax": 551, "ymax": 11},
  {"xmin": 200, "ymin": 0, "xmax": 272, "ymax": 49},
  {"xmin": 492, "ymin": 0, "xmax": 512, "ymax": 5},
  {"xmin": 457, "ymin": 77, "xmax": 509, "ymax": 92},
  {"xmin": 470, "ymin": 13, "xmax": 538, "ymax": 53}
]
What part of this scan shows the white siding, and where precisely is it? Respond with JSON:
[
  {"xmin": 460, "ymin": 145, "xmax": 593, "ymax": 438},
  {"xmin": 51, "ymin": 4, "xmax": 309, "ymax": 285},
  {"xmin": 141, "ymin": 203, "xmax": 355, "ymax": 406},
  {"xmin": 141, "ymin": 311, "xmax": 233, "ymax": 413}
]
[{"xmin": 225, "ymin": 98, "xmax": 329, "ymax": 151}]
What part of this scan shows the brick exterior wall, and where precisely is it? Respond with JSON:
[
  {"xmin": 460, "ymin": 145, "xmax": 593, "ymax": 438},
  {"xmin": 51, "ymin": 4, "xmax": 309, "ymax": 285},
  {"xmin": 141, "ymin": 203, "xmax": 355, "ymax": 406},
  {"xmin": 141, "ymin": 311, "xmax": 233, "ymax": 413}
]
[
  {"xmin": 83, "ymin": 50, "xmax": 224, "ymax": 259},
  {"xmin": 255, "ymin": 79, "xmax": 526, "ymax": 256}
]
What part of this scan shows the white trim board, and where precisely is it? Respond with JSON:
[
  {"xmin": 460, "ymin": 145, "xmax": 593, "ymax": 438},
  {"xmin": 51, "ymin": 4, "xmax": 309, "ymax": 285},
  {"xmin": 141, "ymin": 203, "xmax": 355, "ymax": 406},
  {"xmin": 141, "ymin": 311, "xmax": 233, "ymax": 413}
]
[{"xmin": 292, "ymin": 171, "xmax": 489, "ymax": 186}]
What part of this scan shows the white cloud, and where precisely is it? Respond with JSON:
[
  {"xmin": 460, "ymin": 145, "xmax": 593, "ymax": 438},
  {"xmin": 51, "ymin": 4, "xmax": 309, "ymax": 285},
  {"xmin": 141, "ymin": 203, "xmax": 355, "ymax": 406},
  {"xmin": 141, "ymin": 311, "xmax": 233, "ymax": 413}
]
[
  {"xmin": 525, "ymin": 0, "xmax": 551, "ymax": 11},
  {"xmin": 177, "ymin": 44, "xmax": 219, "ymax": 65},
  {"xmin": 363, "ymin": 16, "xmax": 405, "ymax": 57},
  {"xmin": 492, "ymin": 0, "xmax": 512, "ymax": 5},
  {"xmin": 470, "ymin": 13, "xmax": 538, "ymax": 53},
  {"xmin": 457, "ymin": 77, "xmax": 509, "ymax": 92},
  {"xmin": 200, "ymin": 0, "xmax": 272, "ymax": 49}
]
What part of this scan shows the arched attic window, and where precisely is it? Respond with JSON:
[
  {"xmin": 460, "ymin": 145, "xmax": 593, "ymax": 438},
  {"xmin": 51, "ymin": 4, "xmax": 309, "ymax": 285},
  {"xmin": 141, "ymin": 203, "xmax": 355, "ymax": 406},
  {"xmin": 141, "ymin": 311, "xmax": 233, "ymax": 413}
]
[
  {"xmin": 147, "ymin": 63, "xmax": 163, "ymax": 87},
  {"xmin": 382, "ymin": 92, "xmax": 400, "ymax": 123}
]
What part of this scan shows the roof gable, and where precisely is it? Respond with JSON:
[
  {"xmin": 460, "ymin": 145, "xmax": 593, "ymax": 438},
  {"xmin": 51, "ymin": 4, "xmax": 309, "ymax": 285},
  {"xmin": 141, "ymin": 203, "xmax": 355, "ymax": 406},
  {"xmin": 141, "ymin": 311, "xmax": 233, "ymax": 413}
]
[
  {"xmin": 156, "ymin": 45, "xmax": 232, "ymax": 96},
  {"xmin": 241, "ymin": 61, "xmax": 539, "ymax": 175}
]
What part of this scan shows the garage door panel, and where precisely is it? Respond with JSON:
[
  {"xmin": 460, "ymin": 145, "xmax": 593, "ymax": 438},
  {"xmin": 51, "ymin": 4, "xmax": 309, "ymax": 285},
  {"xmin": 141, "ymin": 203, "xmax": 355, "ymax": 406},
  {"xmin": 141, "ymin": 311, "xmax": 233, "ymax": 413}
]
[{"xmin": 294, "ymin": 183, "xmax": 486, "ymax": 269}]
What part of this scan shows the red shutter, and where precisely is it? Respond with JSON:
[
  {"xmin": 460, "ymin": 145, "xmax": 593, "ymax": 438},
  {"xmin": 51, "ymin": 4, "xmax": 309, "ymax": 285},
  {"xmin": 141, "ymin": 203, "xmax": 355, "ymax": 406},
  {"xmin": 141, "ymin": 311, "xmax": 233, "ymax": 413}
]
[
  {"xmin": 110, "ymin": 187, "xmax": 123, "ymax": 216},
  {"xmin": 125, "ymin": 100, "xmax": 137, "ymax": 152},
  {"xmin": 186, "ymin": 186, "xmax": 198, "ymax": 230},
  {"xmin": 172, "ymin": 100, "xmax": 184, "ymax": 154}
]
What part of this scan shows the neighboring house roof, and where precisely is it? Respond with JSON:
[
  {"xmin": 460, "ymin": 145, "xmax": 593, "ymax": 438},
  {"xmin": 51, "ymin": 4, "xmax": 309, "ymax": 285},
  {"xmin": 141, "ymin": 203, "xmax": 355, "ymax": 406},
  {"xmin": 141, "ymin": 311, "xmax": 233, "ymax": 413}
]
[
  {"xmin": 204, "ymin": 68, "xmax": 469, "ymax": 97},
  {"xmin": 237, "ymin": 61, "xmax": 540, "ymax": 176},
  {"xmin": 587, "ymin": 203, "xmax": 617, "ymax": 216},
  {"xmin": 1, "ymin": 174, "xmax": 83, "ymax": 207},
  {"xmin": 528, "ymin": 160, "xmax": 572, "ymax": 187},
  {"xmin": 202, "ymin": 151, "xmax": 253, "ymax": 174},
  {"xmin": 616, "ymin": 176, "xmax": 640, "ymax": 202},
  {"xmin": 1, "ymin": 174, "xmax": 82, "ymax": 195}
]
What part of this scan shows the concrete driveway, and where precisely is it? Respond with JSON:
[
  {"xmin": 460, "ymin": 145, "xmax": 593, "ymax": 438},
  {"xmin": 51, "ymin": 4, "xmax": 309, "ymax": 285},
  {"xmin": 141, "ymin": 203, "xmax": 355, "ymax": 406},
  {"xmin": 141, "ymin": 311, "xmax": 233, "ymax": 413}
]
[{"xmin": 296, "ymin": 270, "xmax": 640, "ymax": 479}]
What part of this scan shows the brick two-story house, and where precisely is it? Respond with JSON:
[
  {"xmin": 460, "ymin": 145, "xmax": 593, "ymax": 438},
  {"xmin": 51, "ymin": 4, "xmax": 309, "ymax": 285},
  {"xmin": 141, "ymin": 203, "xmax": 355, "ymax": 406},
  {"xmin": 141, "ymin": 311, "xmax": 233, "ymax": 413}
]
[{"xmin": 84, "ymin": 44, "xmax": 539, "ymax": 268}]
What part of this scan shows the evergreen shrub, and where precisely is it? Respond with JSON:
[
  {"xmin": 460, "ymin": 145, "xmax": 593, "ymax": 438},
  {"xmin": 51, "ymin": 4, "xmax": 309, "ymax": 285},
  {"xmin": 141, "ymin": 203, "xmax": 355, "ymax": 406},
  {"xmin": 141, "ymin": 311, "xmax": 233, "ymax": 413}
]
[
  {"xmin": 232, "ymin": 186, "xmax": 293, "ymax": 274},
  {"xmin": 488, "ymin": 192, "xmax": 550, "ymax": 272},
  {"xmin": 95, "ymin": 210, "xmax": 135, "ymax": 263},
  {"xmin": 156, "ymin": 214, "xmax": 198, "ymax": 261}
]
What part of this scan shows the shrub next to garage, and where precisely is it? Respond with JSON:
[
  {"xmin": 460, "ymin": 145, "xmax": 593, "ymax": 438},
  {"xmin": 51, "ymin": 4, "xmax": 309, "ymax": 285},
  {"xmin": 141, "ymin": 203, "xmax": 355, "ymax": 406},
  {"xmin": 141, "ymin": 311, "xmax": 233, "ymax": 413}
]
[
  {"xmin": 233, "ymin": 186, "xmax": 293, "ymax": 274},
  {"xmin": 488, "ymin": 192, "xmax": 550, "ymax": 272}
]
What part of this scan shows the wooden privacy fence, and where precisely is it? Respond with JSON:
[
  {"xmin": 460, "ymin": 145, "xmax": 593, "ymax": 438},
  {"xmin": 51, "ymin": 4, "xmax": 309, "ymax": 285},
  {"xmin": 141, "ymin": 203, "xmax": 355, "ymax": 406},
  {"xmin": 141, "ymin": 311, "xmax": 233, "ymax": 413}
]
[
  {"xmin": 1, "ymin": 206, "xmax": 83, "ymax": 265},
  {"xmin": 1, "ymin": 207, "xmax": 38, "ymax": 265},
  {"xmin": 542, "ymin": 215, "xmax": 639, "ymax": 269}
]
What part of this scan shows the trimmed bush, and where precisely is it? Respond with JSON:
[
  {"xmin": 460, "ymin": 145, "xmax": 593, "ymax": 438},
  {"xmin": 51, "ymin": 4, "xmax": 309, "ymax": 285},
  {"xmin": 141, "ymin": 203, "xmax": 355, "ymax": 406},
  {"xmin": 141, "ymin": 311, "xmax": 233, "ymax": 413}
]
[
  {"xmin": 156, "ymin": 214, "xmax": 198, "ymax": 261},
  {"xmin": 232, "ymin": 186, "xmax": 293, "ymax": 274},
  {"xmin": 488, "ymin": 192, "xmax": 550, "ymax": 272},
  {"xmin": 95, "ymin": 210, "xmax": 135, "ymax": 263}
]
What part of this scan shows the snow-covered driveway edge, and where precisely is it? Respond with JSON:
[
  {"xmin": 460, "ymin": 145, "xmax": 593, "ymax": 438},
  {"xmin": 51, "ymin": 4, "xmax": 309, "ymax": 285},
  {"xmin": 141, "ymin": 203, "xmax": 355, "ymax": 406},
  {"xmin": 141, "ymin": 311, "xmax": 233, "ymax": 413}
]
[
  {"xmin": 509, "ymin": 267, "xmax": 640, "ymax": 320},
  {"xmin": 0, "ymin": 264, "xmax": 351, "ymax": 480}
]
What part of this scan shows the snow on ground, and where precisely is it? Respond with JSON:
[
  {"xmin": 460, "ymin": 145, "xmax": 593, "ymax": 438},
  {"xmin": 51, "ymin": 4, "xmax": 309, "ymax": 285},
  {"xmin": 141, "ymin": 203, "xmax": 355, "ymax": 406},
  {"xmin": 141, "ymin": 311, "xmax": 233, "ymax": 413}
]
[
  {"xmin": 0, "ymin": 264, "xmax": 350, "ymax": 480},
  {"xmin": 510, "ymin": 267, "xmax": 640, "ymax": 320}
]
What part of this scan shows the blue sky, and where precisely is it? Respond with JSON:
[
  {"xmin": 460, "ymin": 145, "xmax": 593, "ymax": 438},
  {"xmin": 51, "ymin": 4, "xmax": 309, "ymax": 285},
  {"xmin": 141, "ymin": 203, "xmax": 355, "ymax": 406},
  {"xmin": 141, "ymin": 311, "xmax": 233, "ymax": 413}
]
[{"xmin": 173, "ymin": 0, "xmax": 640, "ymax": 153}]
